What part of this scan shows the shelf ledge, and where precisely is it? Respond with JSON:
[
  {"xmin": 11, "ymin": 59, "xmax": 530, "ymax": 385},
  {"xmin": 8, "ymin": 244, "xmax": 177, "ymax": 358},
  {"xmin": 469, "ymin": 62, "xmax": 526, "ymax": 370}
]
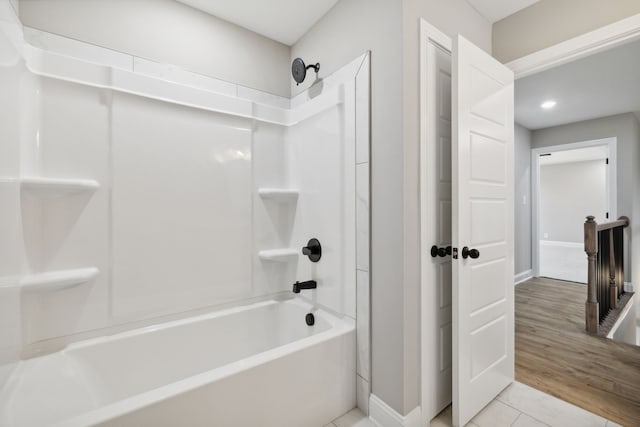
[
  {"xmin": 258, "ymin": 249, "xmax": 299, "ymax": 262},
  {"xmin": 21, "ymin": 177, "xmax": 100, "ymax": 198},
  {"xmin": 258, "ymin": 188, "xmax": 299, "ymax": 202},
  {"xmin": 21, "ymin": 267, "xmax": 100, "ymax": 293}
]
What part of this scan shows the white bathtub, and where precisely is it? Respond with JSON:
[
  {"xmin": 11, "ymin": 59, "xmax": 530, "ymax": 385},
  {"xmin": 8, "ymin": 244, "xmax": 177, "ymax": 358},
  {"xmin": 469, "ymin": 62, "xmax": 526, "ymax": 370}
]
[{"xmin": 0, "ymin": 297, "xmax": 356, "ymax": 427}]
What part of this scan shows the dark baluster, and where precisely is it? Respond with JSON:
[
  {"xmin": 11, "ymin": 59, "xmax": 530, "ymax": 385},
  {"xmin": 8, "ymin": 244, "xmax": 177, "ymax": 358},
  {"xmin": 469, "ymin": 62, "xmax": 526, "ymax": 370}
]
[
  {"xmin": 584, "ymin": 216, "xmax": 599, "ymax": 334},
  {"xmin": 608, "ymin": 229, "xmax": 617, "ymax": 309}
]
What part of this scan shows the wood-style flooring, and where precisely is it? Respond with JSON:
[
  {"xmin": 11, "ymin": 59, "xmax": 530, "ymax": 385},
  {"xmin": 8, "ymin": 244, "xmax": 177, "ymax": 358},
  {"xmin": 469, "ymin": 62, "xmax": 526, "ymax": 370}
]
[{"xmin": 515, "ymin": 277, "xmax": 640, "ymax": 426}]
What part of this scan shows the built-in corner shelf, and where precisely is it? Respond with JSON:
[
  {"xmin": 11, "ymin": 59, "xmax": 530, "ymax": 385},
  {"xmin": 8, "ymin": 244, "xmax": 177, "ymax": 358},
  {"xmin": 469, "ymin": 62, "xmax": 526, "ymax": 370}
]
[
  {"xmin": 20, "ymin": 177, "xmax": 100, "ymax": 198},
  {"xmin": 21, "ymin": 267, "xmax": 100, "ymax": 293},
  {"xmin": 258, "ymin": 249, "xmax": 299, "ymax": 262},
  {"xmin": 258, "ymin": 188, "xmax": 299, "ymax": 203}
]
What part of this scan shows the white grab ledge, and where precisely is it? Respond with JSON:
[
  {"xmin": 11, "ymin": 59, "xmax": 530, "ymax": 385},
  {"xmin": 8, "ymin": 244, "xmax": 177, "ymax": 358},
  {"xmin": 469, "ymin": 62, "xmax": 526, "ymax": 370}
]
[
  {"xmin": 258, "ymin": 249, "xmax": 299, "ymax": 262},
  {"xmin": 258, "ymin": 188, "xmax": 299, "ymax": 202},
  {"xmin": 21, "ymin": 177, "xmax": 100, "ymax": 198},
  {"xmin": 21, "ymin": 267, "xmax": 100, "ymax": 293}
]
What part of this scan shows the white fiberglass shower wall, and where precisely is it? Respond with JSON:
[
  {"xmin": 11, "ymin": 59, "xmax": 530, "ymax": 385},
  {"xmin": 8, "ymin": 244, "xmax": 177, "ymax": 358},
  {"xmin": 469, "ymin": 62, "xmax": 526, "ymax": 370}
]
[{"xmin": 0, "ymin": 2, "xmax": 371, "ymax": 423}]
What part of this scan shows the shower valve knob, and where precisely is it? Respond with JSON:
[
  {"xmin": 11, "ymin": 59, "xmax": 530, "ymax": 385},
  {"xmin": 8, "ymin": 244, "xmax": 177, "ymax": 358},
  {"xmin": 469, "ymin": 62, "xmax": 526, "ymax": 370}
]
[{"xmin": 302, "ymin": 238, "xmax": 322, "ymax": 262}]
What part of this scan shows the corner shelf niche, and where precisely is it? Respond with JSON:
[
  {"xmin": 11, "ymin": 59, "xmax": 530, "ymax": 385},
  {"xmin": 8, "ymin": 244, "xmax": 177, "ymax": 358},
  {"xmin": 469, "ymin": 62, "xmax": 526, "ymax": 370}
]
[
  {"xmin": 21, "ymin": 177, "xmax": 100, "ymax": 198},
  {"xmin": 21, "ymin": 267, "xmax": 100, "ymax": 293},
  {"xmin": 258, "ymin": 249, "xmax": 299, "ymax": 262},
  {"xmin": 258, "ymin": 188, "xmax": 299, "ymax": 203}
]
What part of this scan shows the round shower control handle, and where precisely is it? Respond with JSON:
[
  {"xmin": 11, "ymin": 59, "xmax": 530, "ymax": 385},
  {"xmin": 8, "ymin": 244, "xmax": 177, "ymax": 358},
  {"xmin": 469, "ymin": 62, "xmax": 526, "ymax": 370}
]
[
  {"xmin": 302, "ymin": 238, "xmax": 322, "ymax": 262},
  {"xmin": 461, "ymin": 246, "xmax": 480, "ymax": 260}
]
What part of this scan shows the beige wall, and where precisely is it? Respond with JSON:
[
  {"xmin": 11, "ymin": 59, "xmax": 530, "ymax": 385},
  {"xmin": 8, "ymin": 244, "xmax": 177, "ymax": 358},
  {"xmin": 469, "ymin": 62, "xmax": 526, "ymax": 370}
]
[
  {"xmin": 493, "ymin": 0, "xmax": 640, "ymax": 63},
  {"xmin": 540, "ymin": 160, "xmax": 607, "ymax": 243},
  {"xmin": 19, "ymin": 0, "xmax": 291, "ymax": 96}
]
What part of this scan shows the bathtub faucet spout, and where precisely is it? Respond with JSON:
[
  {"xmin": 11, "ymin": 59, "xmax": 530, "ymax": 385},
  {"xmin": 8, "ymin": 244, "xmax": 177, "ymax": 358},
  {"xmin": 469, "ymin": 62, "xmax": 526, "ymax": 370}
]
[{"xmin": 292, "ymin": 280, "xmax": 317, "ymax": 293}]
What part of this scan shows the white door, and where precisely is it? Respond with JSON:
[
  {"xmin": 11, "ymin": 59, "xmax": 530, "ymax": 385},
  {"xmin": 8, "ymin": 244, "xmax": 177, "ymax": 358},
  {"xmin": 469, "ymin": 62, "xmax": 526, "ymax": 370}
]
[
  {"xmin": 420, "ymin": 22, "xmax": 453, "ymax": 422},
  {"xmin": 452, "ymin": 35, "xmax": 514, "ymax": 427}
]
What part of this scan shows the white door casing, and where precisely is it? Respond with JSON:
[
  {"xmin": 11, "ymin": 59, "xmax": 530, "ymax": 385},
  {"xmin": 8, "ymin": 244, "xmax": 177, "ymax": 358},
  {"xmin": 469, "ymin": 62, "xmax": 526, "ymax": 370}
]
[
  {"xmin": 420, "ymin": 21, "xmax": 453, "ymax": 424},
  {"xmin": 452, "ymin": 35, "xmax": 515, "ymax": 427}
]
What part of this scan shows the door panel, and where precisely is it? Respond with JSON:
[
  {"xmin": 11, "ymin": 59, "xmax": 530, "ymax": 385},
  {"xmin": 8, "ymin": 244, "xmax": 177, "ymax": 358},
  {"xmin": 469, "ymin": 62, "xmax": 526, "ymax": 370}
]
[
  {"xmin": 422, "ymin": 29, "xmax": 453, "ymax": 420},
  {"xmin": 452, "ymin": 35, "xmax": 514, "ymax": 427}
]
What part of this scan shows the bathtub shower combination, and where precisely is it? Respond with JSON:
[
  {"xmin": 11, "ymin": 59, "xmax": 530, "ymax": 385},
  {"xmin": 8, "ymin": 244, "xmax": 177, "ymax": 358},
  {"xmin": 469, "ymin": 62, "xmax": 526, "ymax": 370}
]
[{"xmin": 0, "ymin": 3, "xmax": 371, "ymax": 426}]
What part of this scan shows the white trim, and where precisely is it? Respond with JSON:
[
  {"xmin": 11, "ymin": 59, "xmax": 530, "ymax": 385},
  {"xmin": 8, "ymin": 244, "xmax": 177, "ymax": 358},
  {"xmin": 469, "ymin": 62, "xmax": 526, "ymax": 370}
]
[
  {"xmin": 514, "ymin": 269, "xmax": 533, "ymax": 285},
  {"xmin": 369, "ymin": 395, "xmax": 422, "ymax": 427},
  {"xmin": 531, "ymin": 137, "xmax": 617, "ymax": 277},
  {"xmin": 606, "ymin": 293, "xmax": 635, "ymax": 339},
  {"xmin": 624, "ymin": 282, "xmax": 634, "ymax": 293},
  {"xmin": 507, "ymin": 13, "xmax": 640, "ymax": 79},
  {"xmin": 419, "ymin": 18, "xmax": 453, "ymax": 427},
  {"xmin": 539, "ymin": 240, "xmax": 583, "ymax": 249}
]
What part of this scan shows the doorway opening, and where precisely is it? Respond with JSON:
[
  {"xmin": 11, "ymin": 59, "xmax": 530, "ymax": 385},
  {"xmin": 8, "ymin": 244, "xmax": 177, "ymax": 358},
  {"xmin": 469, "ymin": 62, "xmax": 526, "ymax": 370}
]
[{"xmin": 532, "ymin": 139, "xmax": 617, "ymax": 282}]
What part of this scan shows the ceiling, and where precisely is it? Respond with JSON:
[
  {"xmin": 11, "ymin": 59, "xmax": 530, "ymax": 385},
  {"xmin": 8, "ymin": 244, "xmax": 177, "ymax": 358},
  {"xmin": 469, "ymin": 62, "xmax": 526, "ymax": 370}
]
[
  {"xmin": 539, "ymin": 146, "xmax": 607, "ymax": 166},
  {"xmin": 515, "ymin": 39, "xmax": 640, "ymax": 130},
  {"xmin": 176, "ymin": 0, "xmax": 339, "ymax": 46},
  {"xmin": 465, "ymin": 0, "xmax": 540, "ymax": 23}
]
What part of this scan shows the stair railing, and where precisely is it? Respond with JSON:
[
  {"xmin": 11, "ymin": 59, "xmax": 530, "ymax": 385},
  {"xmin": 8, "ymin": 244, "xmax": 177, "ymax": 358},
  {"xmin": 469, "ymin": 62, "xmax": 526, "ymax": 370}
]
[{"xmin": 584, "ymin": 215, "xmax": 629, "ymax": 334}]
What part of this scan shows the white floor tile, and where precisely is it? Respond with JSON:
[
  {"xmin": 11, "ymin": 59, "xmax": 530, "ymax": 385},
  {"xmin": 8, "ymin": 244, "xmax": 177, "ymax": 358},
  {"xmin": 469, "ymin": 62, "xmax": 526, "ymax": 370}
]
[
  {"xmin": 471, "ymin": 400, "xmax": 520, "ymax": 427},
  {"xmin": 333, "ymin": 408, "xmax": 376, "ymax": 427},
  {"xmin": 430, "ymin": 405, "xmax": 452, "ymax": 426},
  {"xmin": 513, "ymin": 413, "xmax": 550, "ymax": 427},
  {"xmin": 497, "ymin": 382, "xmax": 607, "ymax": 427}
]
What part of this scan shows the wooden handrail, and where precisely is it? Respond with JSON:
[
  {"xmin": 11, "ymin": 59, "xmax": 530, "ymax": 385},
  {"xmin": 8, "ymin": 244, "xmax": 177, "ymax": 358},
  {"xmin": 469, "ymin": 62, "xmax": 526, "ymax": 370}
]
[
  {"xmin": 596, "ymin": 216, "xmax": 629, "ymax": 232},
  {"xmin": 584, "ymin": 215, "xmax": 629, "ymax": 334}
]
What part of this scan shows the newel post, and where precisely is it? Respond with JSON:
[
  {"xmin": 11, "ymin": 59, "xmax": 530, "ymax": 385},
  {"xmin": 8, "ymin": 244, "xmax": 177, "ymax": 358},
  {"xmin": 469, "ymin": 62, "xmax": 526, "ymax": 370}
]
[{"xmin": 584, "ymin": 216, "xmax": 599, "ymax": 334}]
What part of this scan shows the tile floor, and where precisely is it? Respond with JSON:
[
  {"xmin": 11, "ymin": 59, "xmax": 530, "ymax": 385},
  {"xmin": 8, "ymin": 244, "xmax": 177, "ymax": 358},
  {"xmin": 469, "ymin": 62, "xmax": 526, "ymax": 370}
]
[{"xmin": 326, "ymin": 382, "xmax": 622, "ymax": 427}]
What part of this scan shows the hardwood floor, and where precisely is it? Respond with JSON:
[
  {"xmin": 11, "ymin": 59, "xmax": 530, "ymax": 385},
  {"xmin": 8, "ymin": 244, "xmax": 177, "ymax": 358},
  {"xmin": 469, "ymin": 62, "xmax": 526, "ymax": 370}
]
[{"xmin": 515, "ymin": 277, "xmax": 640, "ymax": 426}]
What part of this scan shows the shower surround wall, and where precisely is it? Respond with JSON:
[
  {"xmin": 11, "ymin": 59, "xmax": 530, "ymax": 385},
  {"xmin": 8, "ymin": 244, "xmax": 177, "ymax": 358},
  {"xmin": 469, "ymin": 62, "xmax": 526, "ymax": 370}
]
[{"xmin": 0, "ymin": 4, "xmax": 370, "ymax": 416}]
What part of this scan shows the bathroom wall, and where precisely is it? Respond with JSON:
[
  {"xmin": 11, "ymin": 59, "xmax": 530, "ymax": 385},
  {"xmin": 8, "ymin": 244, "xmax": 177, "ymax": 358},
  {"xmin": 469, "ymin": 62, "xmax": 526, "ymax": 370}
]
[
  {"xmin": 514, "ymin": 124, "xmax": 532, "ymax": 277},
  {"xmin": 0, "ymin": 6, "xmax": 364, "ymax": 370},
  {"xmin": 493, "ymin": 0, "xmax": 640, "ymax": 63},
  {"xmin": 0, "ymin": 0, "xmax": 25, "ymax": 378},
  {"xmin": 292, "ymin": 0, "xmax": 402, "ymax": 413},
  {"xmin": 292, "ymin": 0, "xmax": 492, "ymax": 416},
  {"xmin": 19, "ymin": 0, "xmax": 291, "ymax": 96}
]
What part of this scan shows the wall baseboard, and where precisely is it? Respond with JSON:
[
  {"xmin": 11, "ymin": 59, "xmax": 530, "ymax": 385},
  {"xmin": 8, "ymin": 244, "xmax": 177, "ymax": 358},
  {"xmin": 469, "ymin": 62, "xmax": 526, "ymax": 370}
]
[
  {"xmin": 624, "ymin": 282, "xmax": 634, "ymax": 293},
  {"xmin": 514, "ymin": 269, "xmax": 533, "ymax": 285},
  {"xmin": 369, "ymin": 394, "xmax": 421, "ymax": 427}
]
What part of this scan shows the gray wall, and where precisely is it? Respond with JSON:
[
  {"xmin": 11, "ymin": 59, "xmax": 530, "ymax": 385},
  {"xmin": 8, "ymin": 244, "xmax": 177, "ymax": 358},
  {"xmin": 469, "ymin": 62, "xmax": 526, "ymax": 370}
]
[
  {"xmin": 493, "ymin": 0, "xmax": 640, "ymax": 63},
  {"xmin": 401, "ymin": 0, "xmax": 490, "ymax": 414},
  {"xmin": 515, "ymin": 124, "xmax": 532, "ymax": 275},
  {"xmin": 540, "ymin": 160, "xmax": 606, "ymax": 243},
  {"xmin": 292, "ymin": 0, "xmax": 405, "ymax": 412},
  {"xmin": 532, "ymin": 113, "xmax": 640, "ymax": 284},
  {"xmin": 19, "ymin": 0, "xmax": 291, "ymax": 96},
  {"xmin": 292, "ymin": 0, "xmax": 491, "ymax": 415}
]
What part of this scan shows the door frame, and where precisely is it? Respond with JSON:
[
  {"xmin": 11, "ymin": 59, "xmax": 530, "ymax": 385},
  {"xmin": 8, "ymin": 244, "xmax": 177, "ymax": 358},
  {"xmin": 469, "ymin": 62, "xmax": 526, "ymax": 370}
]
[
  {"xmin": 531, "ymin": 138, "xmax": 617, "ymax": 277},
  {"xmin": 419, "ymin": 19, "xmax": 453, "ymax": 426},
  {"xmin": 420, "ymin": 12, "xmax": 640, "ymax": 425}
]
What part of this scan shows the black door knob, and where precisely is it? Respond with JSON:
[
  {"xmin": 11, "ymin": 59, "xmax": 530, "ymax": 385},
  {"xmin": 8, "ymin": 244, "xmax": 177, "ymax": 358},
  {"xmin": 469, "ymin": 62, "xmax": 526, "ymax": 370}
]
[
  {"xmin": 461, "ymin": 246, "xmax": 480, "ymax": 259},
  {"xmin": 302, "ymin": 238, "xmax": 322, "ymax": 262},
  {"xmin": 430, "ymin": 245, "xmax": 452, "ymax": 258}
]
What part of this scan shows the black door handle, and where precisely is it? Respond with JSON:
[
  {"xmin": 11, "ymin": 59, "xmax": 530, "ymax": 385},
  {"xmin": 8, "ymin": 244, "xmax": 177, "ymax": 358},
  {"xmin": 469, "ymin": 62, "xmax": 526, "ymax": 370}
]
[
  {"xmin": 461, "ymin": 246, "xmax": 480, "ymax": 259},
  {"xmin": 430, "ymin": 245, "xmax": 451, "ymax": 258}
]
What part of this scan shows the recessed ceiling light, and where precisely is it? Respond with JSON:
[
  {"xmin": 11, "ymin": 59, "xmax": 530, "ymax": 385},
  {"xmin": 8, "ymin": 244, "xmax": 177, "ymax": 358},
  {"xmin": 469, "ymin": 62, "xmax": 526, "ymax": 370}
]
[{"xmin": 541, "ymin": 100, "xmax": 557, "ymax": 109}]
